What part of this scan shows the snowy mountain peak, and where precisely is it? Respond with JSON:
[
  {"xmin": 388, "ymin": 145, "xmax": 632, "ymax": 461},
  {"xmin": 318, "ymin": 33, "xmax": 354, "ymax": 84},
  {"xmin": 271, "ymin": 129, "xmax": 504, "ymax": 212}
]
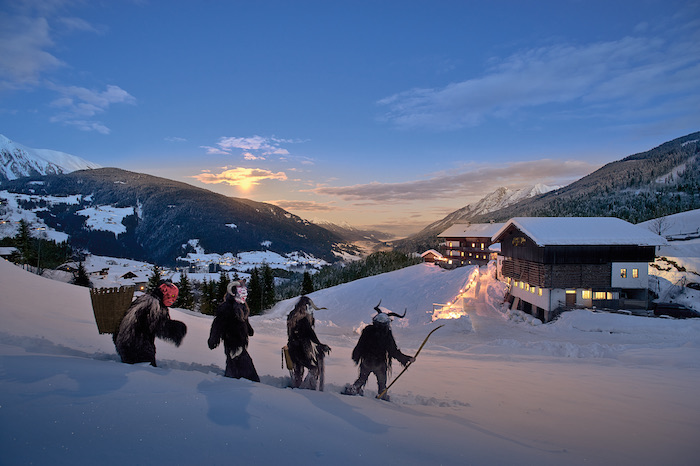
[{"xmin": 0, "ymin": 134, "xmax": 101, "ymax": 182}]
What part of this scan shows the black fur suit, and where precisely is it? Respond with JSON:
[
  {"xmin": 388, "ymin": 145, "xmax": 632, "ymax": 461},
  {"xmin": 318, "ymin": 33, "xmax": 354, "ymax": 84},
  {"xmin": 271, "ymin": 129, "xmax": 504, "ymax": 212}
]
[
  {"xmin": 348, "ymin": 318, "xmax": 412, "ymax": 399},
  {"xmin": 286, "ymin": 296, "xmax": 330, "ymax": 390},
  {"xmin": 208, "ymin": 293, "xmax": 260, "ymax": 382},
  {"xmin": 114, "ymin": 290, "xmax": 187, "ymax": 366}
]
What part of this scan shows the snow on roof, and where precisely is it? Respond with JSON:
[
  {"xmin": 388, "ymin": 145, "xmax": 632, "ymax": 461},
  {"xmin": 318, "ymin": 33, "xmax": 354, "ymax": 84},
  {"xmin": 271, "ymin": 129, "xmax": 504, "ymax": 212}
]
[
  {"xmin": 438, "ymin": 223, "xmax": 506, "ymax": 238},
  {"xmin": 421, "ymin": 249, "xmax": 443, "ymax": 258},
  {"xmin": 492, "ymin": 217, "xmax": 668, "ymax": 247}
]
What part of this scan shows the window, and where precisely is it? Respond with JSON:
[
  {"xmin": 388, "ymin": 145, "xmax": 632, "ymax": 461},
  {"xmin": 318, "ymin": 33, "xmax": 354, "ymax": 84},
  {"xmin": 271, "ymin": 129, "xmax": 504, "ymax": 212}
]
[
  {"xmin": 620, "ymin": 268, "xmax": 627, "ymax": 278},
  {"xmin": 471, "ymin": 242, "xmax": 476, "ymax": 248},
  {"xmin": 480, "ymin": 243, "xmax": 485, "ymax": 250},
  {"xmin": 538, "ymin": 288, "xmax": 543, "ymax": 296},
  {"xmin": 531, "ymin": 286, "xmax": 536, "ymax": 294},
  {"xmin": 582, "ymin": 290, "xmax": 592, "ymax": 299},
  {"xmin": 632, "ymin": 268, "xmax": 639, "ymax": 278},
  {"xmin": 595, "ymin": 291, "xmax": 607, "ymax": 300}
]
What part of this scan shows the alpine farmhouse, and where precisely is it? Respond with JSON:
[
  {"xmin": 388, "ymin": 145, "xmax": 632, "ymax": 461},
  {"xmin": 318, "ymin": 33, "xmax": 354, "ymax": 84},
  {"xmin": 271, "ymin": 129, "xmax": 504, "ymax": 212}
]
[{"xmin": 491, "ymin": 217, "xmax": 667, "ymax": 322}]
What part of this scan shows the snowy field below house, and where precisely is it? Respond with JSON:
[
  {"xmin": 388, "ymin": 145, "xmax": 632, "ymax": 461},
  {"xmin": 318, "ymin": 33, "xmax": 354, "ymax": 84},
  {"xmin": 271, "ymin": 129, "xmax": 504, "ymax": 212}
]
[{"xmin": 1, "ymin": 258, "xmax": 700, "ymax": 465}]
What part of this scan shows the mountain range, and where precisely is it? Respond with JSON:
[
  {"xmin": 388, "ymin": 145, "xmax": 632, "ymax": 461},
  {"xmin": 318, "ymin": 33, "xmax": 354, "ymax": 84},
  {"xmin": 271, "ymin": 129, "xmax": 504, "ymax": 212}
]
[
  {"xmin": 1, "ymin": 131, "xmax": 698, "ymax": 265},
  {"xmin": 0, "ymin": 135, "xmax": 100, "ymax": 181},
  {"xmin": 394, "ymin": 131, "xmax": 700, "ymax": 252}
]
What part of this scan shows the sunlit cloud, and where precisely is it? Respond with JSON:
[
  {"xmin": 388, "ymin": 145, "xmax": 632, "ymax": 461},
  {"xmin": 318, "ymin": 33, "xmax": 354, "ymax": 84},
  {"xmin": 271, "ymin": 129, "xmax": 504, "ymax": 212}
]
[
  {"xmin": 269, "ymin": 199, "xmax": 338, "ymax": 212},
  {"xmin": 191, "ymin": 167, "xmax": 288, "ymax": 191},
  {"xmin": 244, "ymin": 152, "xmax": 265, "ymax": 161},
  {"xmin": 378, "ymin": 27, "xmax": 700, "ymax": 130},
  {"xmin": 312, "ymin": 159, "xmax": 596, "ymax": 202},
  {"xmin": 206, "ymin": 135, "xmax": 306, "ymax": 162}
]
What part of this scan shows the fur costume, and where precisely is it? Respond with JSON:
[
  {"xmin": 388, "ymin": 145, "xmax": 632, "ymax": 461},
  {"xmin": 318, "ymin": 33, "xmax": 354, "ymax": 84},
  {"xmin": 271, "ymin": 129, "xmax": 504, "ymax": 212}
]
[
  {"xmin": 113, "ymin": 285, "xmax": 187, "ymax": 366},
  {"xmin": 208, "ymin": 282, "xmax": 260, "ymax": 382},
  {"xmin": 345, "ymin": 304, "xmax": 412, "ymax": 400},
  {"xmin": 286, "ymin": 296, "xmax": 330, "ymax": 390}
]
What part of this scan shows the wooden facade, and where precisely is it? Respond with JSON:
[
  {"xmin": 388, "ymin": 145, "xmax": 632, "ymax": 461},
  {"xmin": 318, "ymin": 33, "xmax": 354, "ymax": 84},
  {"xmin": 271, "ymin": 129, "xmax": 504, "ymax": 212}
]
[
  {"xmin": 438, "ymin": 223, "xmax": 504, "ymax": 267},
  {"xmin": 493, "ymin": 218, "xmax": 665, "ymax": 322}
]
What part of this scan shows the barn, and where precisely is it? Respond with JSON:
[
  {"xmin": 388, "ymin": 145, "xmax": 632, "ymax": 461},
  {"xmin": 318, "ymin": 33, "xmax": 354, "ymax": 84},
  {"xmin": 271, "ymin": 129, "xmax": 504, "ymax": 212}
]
[{"xmin": 492, "ymin": 217, "xmax": 667, "ymax": 322}]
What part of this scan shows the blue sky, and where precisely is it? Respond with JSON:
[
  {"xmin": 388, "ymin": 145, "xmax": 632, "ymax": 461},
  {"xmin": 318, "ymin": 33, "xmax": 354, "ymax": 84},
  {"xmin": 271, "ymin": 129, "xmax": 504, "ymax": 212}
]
[{"xmin": 1, "ymin": 0, "xmax": 698, "ymax": 236}]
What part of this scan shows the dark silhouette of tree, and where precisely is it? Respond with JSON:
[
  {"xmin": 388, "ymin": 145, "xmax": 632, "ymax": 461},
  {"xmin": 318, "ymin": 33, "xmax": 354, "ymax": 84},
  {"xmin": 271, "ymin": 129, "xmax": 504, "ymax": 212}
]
[
  {"xmin": 301, "ymin": 271, "xmax": 314, "ymax": 295},
  {"xmin": 72, "ymin": 262, "xmax": 91, "ymax": 287},
  {"xmin": 175, "ymin": 271, "xmax": 195, "ymax": 310}
]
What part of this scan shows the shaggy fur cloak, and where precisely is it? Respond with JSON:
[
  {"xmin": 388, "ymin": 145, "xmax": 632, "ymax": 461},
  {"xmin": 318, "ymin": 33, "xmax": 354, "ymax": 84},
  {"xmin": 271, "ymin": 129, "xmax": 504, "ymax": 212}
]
[
  {"xmin": 286, "ymin": 296, "xmax": 330, "ymax": 389},
  {"xmin": 114, "ymin": 291, "xmax": 187, "ymax": 366},
  {"xmin": 208, "ymin": 294, "xmax": 259, "ymax": 382}
]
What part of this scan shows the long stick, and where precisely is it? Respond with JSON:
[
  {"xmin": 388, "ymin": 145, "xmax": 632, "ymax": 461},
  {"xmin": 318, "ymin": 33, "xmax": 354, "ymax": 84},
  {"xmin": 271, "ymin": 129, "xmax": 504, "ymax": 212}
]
[{"xmin": 376, "ymin": 324, "xmax": 444, "ymax": 399}]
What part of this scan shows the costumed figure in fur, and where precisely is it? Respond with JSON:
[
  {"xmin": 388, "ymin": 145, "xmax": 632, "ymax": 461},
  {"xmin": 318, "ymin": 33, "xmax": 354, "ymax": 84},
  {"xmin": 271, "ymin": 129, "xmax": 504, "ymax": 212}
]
[
  {"xmin": 343, "ymin": 301, "xmax": 414, "ymax": 401},
  {"xmin": 208, "ymin": 280, "xmax": 260, "ymax": 382},
  {"xmin": 286, "ymin": 296, "xmax": 331, "ymax": 390},
  {"xmin": 114, "ymin": 281, "xmax": 187, "ymax": 367}
]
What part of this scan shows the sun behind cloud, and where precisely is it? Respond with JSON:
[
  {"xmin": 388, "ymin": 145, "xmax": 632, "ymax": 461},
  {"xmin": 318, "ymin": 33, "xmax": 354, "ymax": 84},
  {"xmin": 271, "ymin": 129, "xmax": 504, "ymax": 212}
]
[{"xmin": 192, "ymin": 167, "xmax": 287, "ymax": 191}]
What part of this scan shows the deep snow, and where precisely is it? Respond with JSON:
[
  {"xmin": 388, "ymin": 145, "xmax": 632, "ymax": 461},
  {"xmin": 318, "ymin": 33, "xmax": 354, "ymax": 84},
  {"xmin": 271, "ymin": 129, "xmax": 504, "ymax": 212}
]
[{"xmin": 2, "ymin": 253, "xmax": 700, "ymax": 465}]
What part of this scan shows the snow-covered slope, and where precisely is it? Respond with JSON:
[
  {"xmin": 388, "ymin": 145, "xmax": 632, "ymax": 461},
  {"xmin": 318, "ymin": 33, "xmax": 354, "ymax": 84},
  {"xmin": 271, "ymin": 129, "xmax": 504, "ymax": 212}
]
[
  {"xmin": 1, "ymin": 256, "xmax": 699, "ymax": 465},
  {"xmin": 0, "ymin": 134, "xmax": 100, "ymax": 181}
]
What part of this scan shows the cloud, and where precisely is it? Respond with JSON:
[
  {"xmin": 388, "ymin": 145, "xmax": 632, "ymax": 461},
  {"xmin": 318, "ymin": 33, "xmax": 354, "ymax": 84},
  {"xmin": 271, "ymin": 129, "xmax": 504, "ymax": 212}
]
[
  {"xmin": 378, "ymin": 30, "xmax": 700, "ymax": 130},
  {"xmin": 0, "ymin": 15, "xmax": 63, "ymax": 89},
  {"xmin": 191, "ymin": 167, "xmax": 288, "ymax": 190},
  {"xmin": 312, "ymin": 159, "xmax": 596, "ymax": 203},
  {"xmin": 0, "ymin": 3, "xmax": 131, "ymax": 133},
  {"xmin": 269, "ymin": 199, "xmax": 338, "ymax": 212},
  {"xmin": 206, "ymin": 135, "xmax": 302, "ymax": 161},
  {"xmin": 48, "ymin": 84, "xmax": 136, "ymax": 133}
]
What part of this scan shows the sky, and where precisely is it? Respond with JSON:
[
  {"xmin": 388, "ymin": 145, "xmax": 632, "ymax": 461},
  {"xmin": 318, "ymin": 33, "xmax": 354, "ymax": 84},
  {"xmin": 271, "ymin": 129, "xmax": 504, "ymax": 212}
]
[{"xmin": 1, "ymin": 0, "xmax": 699, "ymax": 237}]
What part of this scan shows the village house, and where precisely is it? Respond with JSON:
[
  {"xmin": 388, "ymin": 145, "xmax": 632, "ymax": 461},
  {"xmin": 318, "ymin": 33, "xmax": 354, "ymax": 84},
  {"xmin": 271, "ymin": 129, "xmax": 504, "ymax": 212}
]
[
  {"xmin": 437, "ymin": 223, "xmax": 505, "ymax": 267},
  {"xmin": 492, "ymin": 217, "xmax": 667, "ymax": 322}
]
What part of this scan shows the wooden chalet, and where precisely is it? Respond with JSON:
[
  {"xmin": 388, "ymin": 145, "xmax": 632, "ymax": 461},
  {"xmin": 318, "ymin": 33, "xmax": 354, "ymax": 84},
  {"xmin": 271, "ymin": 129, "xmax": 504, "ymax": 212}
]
[
  {"xmin": 492, "ymin": 217, "xmax": 667, "ymax": 322},
  {"xmin": 437, "ymin": 223, "xmax": 505, "ymax": 267}
]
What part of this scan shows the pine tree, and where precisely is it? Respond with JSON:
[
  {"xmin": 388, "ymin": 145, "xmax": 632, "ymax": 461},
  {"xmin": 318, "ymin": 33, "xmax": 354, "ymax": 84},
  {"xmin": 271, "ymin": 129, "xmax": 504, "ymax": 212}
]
[
  {"xmin": 198, "ymin": 278, "xmax": 217, "ymax": 315},
  {"xmin": 72, "ymin": 261, "xmax": 91, "ymax": 287},
  {"xmin": 247, "ymin": 267, "xmax": 262, "ymax": 315},
  {"xmin": 147, "ymin": 265, "xmax": 162, "ymax": 292},
  {"xmin": 262, "ymin": 263, "xmax": 276, "ymax": 310},
  {"xmin": 175, "ymin": 271, "xmax": 195, "ymax": 310},
  {"xmin": 216, "ymin": 270, "xmax": 230, "ymax": 306},
  {"xmin": 301, "ymin": 271, "xmax": 314, "ymax": 295},
  {"xmin": 15, "ymin": 219, "xmax": 34, "ymax": 265}
]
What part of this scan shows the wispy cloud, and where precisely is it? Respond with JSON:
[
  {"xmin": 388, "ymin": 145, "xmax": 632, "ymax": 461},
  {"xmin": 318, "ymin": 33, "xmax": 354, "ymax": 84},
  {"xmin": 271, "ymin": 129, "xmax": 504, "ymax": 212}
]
[
  {"xmin": 0, "ymin": 15, "xmax": 63, "ymax": 89},
  {"xmin": 312, "ymin": 159, "xmax": 595, "ymax": 202},
  {"xmin": 269, "ymin": 199, "xmax": 338, "ymax": 212},
  {"xmin": 378, "ymin": 27, "xmax": 700, "ymax": 130},
  {"xmin": 0, "ymin": 2, "xmax": 131, "ymax": 133},
  {"xmin": 214, "ymin": 136, "xmax": 292, "ymax": 156},
  {"xmin": 192, "ymin": 167, "xmax": 288, "ymax": 190},
  {"xmin": 48, "ymin": 84, "xmax": 136, "ymax": 134}
]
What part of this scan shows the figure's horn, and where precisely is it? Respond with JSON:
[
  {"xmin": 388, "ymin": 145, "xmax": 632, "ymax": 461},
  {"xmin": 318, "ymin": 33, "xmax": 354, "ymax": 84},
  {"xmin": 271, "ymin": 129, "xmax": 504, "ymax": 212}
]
[
  {"xmin": 308, "ymin": 298, "xmax": 327, "ymax": 310},
  {"xmin": 387, "ymin": 308, "xmax": 407, "ymax": 318},
  {"xmin": 374, "ymin": 300, "xmax": 383, "ymax": 313}
]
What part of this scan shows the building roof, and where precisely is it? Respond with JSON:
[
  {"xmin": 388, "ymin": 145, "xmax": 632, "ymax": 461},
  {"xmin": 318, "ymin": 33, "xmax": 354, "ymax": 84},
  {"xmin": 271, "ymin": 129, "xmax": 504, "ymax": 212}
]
[
  {"xmin": 438, "ymin": 223, "xmax": 506, "ymax": 238},
  {"xmin": 492, "ymin": 217, "xmax": 667, "ymax": 247},
  {"xmin": 421, "ymin": 249, "xmax": 443, "ymax": 258}
]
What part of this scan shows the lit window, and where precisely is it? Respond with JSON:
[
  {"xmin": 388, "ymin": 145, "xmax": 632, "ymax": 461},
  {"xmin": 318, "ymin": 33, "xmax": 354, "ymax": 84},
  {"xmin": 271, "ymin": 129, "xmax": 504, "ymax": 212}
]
[
  {"xmin": 582, "ymin": 290, "xmax": 592, "ymax": 299},
  {"xmin": 620, "ymin": 268, "xmax": 627, "ymax": 278},
  {"xmin": 520, "ymin": 282, "xmax": 524, "ymax": 289},
  {"xmin": 538, "ymin": 288, "xmax": 543, "ymax": 296},
  {"xmin": 632, "ymin": 268, "xmax": 639, "ymax": 278},
  {"xmin": 471, "ymin": 243, "xmax": 476, "ymax": 248},
  {"xmin": 595, "ymin": 291, "xmax": 606, "ymax": 300},
  {"xmin": 480, "ymin": 243, "xmax": 485, "ymax": 250},
  {"xmin": 531, "ymin": 286, "xmax": 536, "ymax": 294},
  {"xmin": 607, "ymin": 292, "xmax": 613, "ymax": 300}
]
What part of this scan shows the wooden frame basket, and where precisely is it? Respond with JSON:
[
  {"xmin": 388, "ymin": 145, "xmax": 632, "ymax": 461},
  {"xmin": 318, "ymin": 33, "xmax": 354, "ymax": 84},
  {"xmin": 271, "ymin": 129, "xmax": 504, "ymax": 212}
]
[{"xmin": 89, "ymin": 286, "xmax": 135, "ymax": 334}]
